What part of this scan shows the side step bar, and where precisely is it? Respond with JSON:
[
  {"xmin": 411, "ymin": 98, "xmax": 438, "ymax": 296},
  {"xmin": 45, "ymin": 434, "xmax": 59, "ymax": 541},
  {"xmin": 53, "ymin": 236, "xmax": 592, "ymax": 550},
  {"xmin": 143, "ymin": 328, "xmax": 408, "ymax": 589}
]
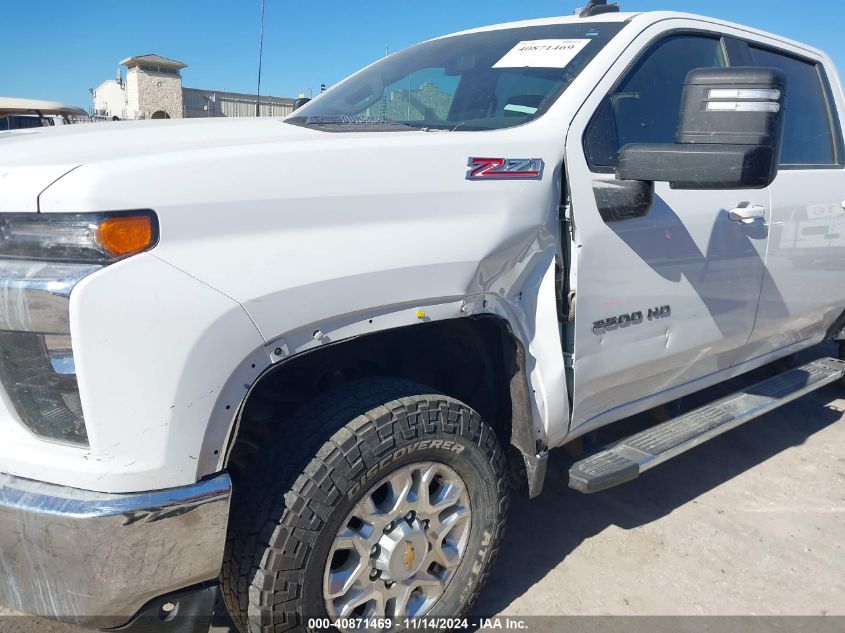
[{"xmin": 569, "ymin": 357, "xmax": 845, "ymax": 494}]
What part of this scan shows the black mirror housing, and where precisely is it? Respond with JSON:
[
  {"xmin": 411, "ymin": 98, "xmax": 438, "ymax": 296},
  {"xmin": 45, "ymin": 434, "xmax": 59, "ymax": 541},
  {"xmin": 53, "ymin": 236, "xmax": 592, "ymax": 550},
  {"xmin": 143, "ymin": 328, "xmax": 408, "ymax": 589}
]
[
  {"xmin": 617, "ymin": 67, "xmax": 786, "ymax": 189},
  {"xmin": 617, "ymin": 144, "xmax": 780, "ymax": 190},
  {"xmin": 677, "ymin": 67, "xmax": 786, "ymax": 146}
]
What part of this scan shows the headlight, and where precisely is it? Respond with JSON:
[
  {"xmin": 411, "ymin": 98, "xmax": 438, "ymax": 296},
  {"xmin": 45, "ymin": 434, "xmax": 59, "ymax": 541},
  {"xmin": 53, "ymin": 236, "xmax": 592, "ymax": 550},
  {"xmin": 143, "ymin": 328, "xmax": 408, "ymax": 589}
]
[
  {"xmin": 0, "ymin": 211, "xmax": 158, "ymax": 263},
  {"xmin": 0, "ymin": 210, "xmax": 158, "ymax": 446},
  {"xmin": 0, "ymin": 331, "xmax": 87, "ymax": 445}
]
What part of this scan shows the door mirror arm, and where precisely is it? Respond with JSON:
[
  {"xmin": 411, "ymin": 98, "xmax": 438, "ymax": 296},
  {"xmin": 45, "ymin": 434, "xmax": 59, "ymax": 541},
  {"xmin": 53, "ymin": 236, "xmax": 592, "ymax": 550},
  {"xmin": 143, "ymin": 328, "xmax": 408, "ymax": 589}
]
[{"xmin": 593, "ymin": 178, "xmax": 654, "ymax": 223}]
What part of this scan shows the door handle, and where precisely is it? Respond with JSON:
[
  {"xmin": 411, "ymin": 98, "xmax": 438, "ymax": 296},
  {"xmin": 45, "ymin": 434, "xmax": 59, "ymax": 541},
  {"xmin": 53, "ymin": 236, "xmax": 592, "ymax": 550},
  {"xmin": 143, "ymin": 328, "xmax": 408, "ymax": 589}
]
[{"xmin": 729, "ymin": 203, "xmax": 766, "ymax": 224}]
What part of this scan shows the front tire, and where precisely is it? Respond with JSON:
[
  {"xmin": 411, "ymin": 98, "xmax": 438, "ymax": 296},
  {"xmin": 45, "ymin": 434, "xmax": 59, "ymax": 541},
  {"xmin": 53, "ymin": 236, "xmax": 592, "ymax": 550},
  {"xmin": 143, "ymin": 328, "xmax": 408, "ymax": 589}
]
[{"xmin": 220, "ymin": 378, "xmax": 509, "ymax": 633}]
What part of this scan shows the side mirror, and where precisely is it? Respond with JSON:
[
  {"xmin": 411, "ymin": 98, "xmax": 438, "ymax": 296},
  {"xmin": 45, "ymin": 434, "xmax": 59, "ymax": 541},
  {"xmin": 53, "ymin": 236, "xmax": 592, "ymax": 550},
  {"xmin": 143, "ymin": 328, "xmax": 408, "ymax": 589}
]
[
  {"xmin": 292, "ymin": 97, "xmax": 311, "ymax": 111},
  {"xmin": 617, "ymin": 67, "xmax": 786, "ymax": 189}
]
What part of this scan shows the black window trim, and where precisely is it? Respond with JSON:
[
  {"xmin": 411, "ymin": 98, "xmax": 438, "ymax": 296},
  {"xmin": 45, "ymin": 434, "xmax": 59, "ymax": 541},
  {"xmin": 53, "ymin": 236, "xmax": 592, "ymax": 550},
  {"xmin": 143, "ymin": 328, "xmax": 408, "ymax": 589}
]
[
  {"xmin": 723, "ymin": 35, "xmax": 752, "ymax": 66},
  {"xmin": 582, "ymin": 28, "xmax": 731, "ymax": 174},
  {"xmin": 820, "ymin": 64, "xmax": 845, "ymax": 166},
  {"xmin": 724, "ymin": 38, "xmax": 844, "ymax": 171}
]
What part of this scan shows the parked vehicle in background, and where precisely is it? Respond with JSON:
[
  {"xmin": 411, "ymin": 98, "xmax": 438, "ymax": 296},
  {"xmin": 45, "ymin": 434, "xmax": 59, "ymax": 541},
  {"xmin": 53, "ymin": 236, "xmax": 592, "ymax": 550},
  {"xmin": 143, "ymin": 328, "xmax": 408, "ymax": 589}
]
[
  {"xmin": 1, "ymin": 2, "xmax": 845, "ymax": 632},
  {"xmin": 0, "ymin": 97, "xmax": 89, "ymax": 131}
]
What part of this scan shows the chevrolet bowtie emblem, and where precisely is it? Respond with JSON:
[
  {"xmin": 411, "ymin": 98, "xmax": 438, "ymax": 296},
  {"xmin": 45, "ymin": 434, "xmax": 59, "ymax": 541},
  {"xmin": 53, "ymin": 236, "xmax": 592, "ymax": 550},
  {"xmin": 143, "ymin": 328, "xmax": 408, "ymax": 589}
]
[{"xmin": 404, "ymin": 541, "xmax": 415, "ymax": 571}]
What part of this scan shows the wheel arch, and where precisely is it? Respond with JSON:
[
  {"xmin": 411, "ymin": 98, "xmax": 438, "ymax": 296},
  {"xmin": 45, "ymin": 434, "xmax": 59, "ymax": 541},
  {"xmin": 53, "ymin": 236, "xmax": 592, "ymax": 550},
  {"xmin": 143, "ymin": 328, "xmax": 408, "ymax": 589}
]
[{"xmin": 199, "ymin": 310, "xmax": 548, "ymax": 498}]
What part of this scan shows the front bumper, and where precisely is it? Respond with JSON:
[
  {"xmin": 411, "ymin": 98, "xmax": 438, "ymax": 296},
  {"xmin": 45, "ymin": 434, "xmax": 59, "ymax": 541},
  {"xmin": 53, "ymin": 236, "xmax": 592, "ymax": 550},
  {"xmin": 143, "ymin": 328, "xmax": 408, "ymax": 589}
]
[{"xmin": 0, "ymin": 471, "xmax": 231, "ymax": 628}]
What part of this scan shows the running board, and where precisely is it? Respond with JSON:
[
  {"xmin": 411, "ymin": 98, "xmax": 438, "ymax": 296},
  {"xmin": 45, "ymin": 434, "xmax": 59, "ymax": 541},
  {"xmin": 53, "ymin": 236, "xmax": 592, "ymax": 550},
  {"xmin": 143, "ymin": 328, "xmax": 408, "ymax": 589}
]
[{"xmin": 569, "ymin": 357, "xmax": 845, "ymax": 494}]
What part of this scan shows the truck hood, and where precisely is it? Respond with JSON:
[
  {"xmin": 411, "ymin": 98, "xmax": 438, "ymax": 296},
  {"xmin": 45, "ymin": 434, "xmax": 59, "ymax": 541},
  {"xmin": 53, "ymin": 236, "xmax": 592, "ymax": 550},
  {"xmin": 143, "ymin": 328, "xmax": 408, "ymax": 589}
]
[{"xmin": 0, "ymin": 117, "xmax": 324, "ymax": 211}]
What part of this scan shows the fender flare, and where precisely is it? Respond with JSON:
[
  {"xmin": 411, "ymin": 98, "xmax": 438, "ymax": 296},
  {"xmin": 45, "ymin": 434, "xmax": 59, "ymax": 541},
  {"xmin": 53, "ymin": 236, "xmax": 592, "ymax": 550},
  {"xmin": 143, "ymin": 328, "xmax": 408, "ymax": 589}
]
[{"xmin": 194, "ymin": 298, "xmax": 552, "ymax": 497}]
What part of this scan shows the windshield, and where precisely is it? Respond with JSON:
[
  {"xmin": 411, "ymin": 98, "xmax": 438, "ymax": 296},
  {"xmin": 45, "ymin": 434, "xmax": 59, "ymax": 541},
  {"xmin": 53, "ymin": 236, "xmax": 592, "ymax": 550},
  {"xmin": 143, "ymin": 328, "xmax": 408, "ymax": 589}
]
[{"xmin": 287, "ymin": 22, "xmax": 623, "ymax": 132}]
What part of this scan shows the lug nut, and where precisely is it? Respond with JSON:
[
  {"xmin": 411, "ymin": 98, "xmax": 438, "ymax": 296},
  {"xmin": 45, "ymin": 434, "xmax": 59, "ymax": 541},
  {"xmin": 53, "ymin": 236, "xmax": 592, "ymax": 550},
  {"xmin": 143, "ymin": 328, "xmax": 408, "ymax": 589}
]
[
  {"xmin": 369, "ymin": 569, "xmax": 381, "ymax": 581},
  {"xmin": 404, "ymin": 510, "xmax": 416, "ymax": 523},
  {"xmin": 385, "ymin": 580, "xmax": 394, "ymax": 588},
  {"xmin": 370, "ymin": 544, "xmax": 380, "ymax": 557},
  {"xmin": 384, "ymin": 521, "xmax": 395, "ymax": 534}
]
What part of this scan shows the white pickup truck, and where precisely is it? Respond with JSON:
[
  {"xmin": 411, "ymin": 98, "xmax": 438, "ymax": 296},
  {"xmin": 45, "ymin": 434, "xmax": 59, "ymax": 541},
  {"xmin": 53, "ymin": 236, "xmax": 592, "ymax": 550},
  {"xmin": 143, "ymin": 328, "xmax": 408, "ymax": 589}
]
[{"xmin": 2, "ymin": 3, "xmax": 845, "ymax": 632}]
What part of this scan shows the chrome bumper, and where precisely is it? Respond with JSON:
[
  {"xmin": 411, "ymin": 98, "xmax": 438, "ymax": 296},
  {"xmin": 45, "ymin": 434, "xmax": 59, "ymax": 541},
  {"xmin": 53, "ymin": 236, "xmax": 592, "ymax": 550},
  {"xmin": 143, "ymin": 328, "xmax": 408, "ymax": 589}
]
[{"xmin": 0, "ymin": 471, "xmax": 231, "ymax": 628}]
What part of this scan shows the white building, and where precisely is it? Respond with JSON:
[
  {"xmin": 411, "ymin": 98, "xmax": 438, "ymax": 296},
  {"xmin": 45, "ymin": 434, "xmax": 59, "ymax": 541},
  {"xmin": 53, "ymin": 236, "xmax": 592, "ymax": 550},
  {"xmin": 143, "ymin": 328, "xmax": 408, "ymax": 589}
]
[
  {"xmin": 93, "ymin": 54, "xmax": 186, "ymax": 120},
  {"xmin": 92, "ymin": 54, "xmax": 294, "ymax": 120}
]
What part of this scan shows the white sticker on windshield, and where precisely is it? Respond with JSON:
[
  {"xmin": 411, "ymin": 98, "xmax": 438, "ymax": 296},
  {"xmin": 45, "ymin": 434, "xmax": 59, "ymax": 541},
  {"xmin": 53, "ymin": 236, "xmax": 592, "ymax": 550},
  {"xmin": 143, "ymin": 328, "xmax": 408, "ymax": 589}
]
[{"xmin": 493, "ymin": 39, "xmax": 591, "ymax": 69}]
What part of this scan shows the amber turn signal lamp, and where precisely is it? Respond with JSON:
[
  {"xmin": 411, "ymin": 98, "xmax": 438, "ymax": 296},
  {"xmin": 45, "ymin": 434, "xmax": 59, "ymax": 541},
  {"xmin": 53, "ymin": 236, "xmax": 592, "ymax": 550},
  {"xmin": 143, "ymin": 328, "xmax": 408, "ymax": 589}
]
[{"xmin": 96, "ymin": 215, "xmax": 154, "ymax": 257}]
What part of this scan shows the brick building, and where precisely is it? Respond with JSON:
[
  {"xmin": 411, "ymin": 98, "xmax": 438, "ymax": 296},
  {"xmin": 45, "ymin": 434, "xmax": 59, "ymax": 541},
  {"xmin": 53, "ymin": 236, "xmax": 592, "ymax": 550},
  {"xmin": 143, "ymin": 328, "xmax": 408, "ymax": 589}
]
[{"xmin": 92, "ymin": 54, "xmax": 294, "ymax": 120}]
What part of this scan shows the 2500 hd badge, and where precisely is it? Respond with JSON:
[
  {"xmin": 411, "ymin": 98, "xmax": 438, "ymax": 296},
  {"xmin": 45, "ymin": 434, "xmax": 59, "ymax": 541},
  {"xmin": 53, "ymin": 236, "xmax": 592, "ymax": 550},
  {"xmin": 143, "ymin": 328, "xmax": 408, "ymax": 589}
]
[{"xmin": 593, "ymin": 305, "xmax": 671, "ymax": 334}]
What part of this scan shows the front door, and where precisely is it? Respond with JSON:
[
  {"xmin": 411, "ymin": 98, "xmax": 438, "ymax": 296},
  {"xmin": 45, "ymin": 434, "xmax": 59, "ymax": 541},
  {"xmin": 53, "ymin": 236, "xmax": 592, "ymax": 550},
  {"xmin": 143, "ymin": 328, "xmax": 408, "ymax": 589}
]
[{"xmin": 563, "ymin": 29, "xmax": 772, "ymax": 433}]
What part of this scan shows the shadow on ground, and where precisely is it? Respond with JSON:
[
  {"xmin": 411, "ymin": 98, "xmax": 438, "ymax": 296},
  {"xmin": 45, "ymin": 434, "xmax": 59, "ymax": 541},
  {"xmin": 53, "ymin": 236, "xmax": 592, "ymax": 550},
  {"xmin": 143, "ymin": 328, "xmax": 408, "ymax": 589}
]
[{"xmin": 210, "ymin": 344, "xmax": 844, "ymax": 629}]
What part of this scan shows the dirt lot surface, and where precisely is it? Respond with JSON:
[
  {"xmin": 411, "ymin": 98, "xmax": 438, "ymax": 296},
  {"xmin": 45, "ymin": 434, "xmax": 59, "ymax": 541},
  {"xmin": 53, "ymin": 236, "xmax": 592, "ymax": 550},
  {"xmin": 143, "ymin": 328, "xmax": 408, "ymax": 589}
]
[{"xmin": 1, "ymin": 345, "xmax": 843, "ymax": 632}]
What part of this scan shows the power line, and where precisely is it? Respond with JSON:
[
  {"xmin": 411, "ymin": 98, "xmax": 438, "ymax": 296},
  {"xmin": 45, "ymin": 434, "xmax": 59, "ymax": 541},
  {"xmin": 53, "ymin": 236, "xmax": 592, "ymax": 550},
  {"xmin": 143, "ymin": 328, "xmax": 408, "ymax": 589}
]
[{"xmin": 256, "ymin": 0, "xmax": 265, "ymax": 117}]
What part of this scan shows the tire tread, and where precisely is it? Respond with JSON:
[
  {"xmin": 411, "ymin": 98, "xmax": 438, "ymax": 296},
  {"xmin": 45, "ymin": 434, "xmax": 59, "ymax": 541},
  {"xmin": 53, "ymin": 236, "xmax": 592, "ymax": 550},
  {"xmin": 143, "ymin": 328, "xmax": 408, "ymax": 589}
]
[{"xmin": 220, "ymin": 377, "xmax": 508, "ymax": 633}]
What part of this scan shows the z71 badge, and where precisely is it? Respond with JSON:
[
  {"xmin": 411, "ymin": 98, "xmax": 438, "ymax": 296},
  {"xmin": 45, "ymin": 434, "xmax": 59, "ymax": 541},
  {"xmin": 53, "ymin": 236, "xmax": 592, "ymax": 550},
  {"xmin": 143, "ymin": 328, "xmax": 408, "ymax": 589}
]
[{"xmin": 466, "ymin": 157, "xmax": 544, "ymax": 180}]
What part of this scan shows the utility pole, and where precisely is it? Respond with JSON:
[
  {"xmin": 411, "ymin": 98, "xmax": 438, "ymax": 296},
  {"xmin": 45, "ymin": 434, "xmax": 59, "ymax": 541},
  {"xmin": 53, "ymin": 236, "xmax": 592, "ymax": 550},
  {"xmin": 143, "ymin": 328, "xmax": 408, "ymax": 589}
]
[
  {"xmin": 256, "ymin": 0, "xmax": 265, "ymax": 117},
  {"xmin": 381, "ymin": 45, "xmax": 389, "ymax": 120}
]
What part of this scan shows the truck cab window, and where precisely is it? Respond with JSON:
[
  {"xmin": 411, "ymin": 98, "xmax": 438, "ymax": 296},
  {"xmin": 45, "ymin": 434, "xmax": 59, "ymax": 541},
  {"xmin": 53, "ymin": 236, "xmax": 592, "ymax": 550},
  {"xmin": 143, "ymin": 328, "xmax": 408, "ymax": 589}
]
[
  {"xmin": 749, "ymin": 46, "xmax": 840, "ymax": 167},
  {"xmin": 585, "ymin": 34, "xmax": 726, "ymax": 170}
]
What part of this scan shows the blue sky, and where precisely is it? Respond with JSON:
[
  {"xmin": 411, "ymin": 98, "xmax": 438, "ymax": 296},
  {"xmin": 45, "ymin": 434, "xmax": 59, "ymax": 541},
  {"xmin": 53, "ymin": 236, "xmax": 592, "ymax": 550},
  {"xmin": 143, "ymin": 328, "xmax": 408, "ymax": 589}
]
[{"xmin": 1, "ymin": 0, "xmax": 843, "ymax": 110}]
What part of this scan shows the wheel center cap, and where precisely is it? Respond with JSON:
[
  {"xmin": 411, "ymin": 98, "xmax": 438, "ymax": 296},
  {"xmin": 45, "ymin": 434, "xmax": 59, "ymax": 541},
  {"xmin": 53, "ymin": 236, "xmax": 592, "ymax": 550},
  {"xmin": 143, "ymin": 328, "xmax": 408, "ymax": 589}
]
[{"xmin": 373, "ymin": 519, "xmax": 428, "ymax": 582}]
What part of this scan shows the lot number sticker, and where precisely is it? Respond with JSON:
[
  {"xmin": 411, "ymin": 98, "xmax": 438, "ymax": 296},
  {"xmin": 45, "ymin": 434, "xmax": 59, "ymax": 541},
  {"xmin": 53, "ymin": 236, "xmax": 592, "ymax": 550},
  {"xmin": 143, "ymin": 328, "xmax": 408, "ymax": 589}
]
[{"xmin": 494, "ymin": 39, "xmax": 591, "ymax": 69}]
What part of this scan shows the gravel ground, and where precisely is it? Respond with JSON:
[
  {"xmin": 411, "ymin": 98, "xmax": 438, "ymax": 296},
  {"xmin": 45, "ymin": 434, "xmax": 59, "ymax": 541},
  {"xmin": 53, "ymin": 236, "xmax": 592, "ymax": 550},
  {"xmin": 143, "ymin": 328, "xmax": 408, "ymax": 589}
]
[{"xmin": 1, "ymin": 345, "xmax": 843, "ymax": 632}]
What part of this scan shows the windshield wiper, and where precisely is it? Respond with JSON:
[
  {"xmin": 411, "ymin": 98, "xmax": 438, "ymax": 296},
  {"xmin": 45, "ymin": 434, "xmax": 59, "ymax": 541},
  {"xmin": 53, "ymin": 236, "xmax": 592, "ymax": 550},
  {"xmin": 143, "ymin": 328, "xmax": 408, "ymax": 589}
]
[
  {"xmin": 289, "ymin": 116, "xmax": 457, "ymax": 131},
  {"xmin": 291, "ymin": 115, "xmax": 406, "ymax": 128}
]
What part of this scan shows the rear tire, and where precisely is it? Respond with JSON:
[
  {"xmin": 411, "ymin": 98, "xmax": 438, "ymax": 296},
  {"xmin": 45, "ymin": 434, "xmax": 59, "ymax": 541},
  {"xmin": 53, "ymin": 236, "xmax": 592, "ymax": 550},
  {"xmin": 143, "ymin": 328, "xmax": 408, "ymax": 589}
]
[{"xmin": 220, "ymin": 377, "xmax": 509, "ymax": 633}]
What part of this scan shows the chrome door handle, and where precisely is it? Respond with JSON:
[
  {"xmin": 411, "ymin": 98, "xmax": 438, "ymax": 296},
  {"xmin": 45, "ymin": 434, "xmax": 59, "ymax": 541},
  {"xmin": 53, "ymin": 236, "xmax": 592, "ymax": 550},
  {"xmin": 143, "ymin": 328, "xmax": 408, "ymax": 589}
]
[{"xmin": 729, "ymin": 203, "xmax": 766, "ymax": 224}]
